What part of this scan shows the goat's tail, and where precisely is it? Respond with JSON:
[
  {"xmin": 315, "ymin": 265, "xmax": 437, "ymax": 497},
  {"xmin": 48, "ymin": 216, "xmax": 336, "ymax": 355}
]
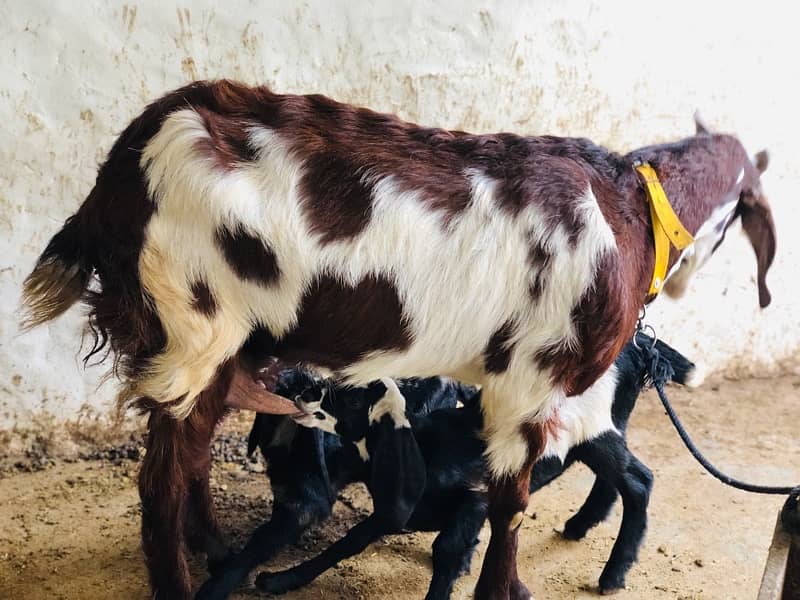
[
  {"xmin": 22, "ymin": 212, "xmax": 92, "ymax": 329},
  {"xmin": 650, "ymin": 337, "xmax": 705, "ymax": 388}
]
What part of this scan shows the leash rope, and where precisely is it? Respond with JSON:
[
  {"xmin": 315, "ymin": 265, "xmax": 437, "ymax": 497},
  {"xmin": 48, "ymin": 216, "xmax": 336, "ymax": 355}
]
[{"xmin": 639, "ymin": 335, "xmax": 798, "ymax": 496}]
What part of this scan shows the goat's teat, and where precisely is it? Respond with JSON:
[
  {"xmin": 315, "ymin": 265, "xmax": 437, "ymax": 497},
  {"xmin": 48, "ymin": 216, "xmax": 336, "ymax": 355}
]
[{"xmin": 224, "ymin": 362, "xmax": 302, "ymax": 416}]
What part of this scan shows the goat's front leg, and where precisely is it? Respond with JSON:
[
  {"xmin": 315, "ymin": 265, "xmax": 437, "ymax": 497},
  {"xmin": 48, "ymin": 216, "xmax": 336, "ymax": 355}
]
[
  {"xmin": 257, "ymin": 422, "xmax": 424, "ymax": 595},
  {"xmin": 475, "ymin": 392, "xmax": 549, "ymax": 600},
  {"xmin": 561, "ymin": 477, "xmax": 619, "ymax": 541},
  {"xmin": 255, "ymin": 514, "xmax": 387, "ymax": 594},
  {"xmin": 474, "ymin": 470, "xmax": 535, "ymax": 600},
  {"xmin": 426, "ymin": 490, "xmax": 487, "ymax": 600}
]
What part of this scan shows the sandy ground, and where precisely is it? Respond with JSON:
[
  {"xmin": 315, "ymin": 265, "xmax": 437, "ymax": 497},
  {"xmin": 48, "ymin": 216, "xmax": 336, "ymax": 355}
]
[{"xmin": 0, "ymin": 376, "xmax": 798, "ymax": 600}]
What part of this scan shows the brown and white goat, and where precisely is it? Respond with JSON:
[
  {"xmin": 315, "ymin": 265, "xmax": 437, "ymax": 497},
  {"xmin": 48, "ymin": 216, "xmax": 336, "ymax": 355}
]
[{"xmin": 21, "ymin": 80, "xmax": 775, "ymax": 599}]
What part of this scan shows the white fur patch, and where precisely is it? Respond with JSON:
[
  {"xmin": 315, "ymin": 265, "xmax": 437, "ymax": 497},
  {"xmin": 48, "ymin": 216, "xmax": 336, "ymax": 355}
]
[
  {"xmin": 540, "ymin": 365, "xmax": 620, "ymax": 461},
  {"xmin": 663, "ymin": 198, "xmax": 738, "ymax": 299},
  {"xmin": 684, "ymin": 364, "xmax": 706, "ymax": 388},
  {"xmin": 291, "ymin": 387, "xmax": 338, "ymax": 433},
  {"xmin": 368, "ymin": 378, "xmax": 411, "ymax": 429}
]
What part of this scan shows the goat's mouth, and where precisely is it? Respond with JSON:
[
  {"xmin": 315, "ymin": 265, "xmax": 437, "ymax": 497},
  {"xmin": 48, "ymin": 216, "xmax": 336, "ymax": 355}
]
[{"xmin": 291, "ymin": 402, "xmax": 339, "ymax": 433}]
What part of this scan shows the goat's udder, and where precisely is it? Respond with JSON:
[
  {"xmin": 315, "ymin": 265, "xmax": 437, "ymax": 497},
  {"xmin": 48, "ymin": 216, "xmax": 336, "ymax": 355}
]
[{"xmin": 224, "ymin": 361, "xmax": 301, "ymax": 415}]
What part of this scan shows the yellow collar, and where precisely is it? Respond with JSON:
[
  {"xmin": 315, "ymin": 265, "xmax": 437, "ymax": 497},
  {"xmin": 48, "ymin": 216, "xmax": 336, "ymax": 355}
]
[{"xmin": 634, "ymin": 162, "xmax": 695, "ymax": 296}]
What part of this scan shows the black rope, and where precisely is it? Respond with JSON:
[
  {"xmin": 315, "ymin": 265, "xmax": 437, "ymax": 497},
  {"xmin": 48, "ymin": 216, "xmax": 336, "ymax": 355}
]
[{"xmin": 640, "ymin": 339, "xmax": 798, "ymax": 496}]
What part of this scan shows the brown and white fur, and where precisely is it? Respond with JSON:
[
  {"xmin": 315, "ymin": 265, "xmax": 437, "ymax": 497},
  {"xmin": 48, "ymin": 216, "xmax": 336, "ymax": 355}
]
[{"xmin": 21, "ymin": 81, "xmax": 775, "ymax": 599}]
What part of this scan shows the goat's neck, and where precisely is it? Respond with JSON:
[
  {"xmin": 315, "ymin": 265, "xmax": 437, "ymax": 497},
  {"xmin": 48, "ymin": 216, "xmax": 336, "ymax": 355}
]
[
  {"xmin": 627, "ymin": 134, "xmax": 747, "ymax": 237},
  {"xmin": 619, "ymin": 134, "xmax": 748, "ymax": 297}
]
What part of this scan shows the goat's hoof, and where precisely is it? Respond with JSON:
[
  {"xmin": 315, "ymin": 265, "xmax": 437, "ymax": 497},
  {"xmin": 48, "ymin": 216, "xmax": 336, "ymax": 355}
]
[
  {"xmin": 206, "ymin": 550, "xmax": 233, "ymax": 576},
  {"xmin": 598, "ymin": 574, "xmax": 626, "ymax": 595},
  {"xmin": 474, "ymin": 577, "xmax": 532, "ymax": 600},
  {"xmin": 255, "ymin": 571, "xmax": 302, "ymax": 595},
  {"xmin": 510, "ymin": 578, "xmax": 533, "ymax": 600},
  {"xmin": 194, "ymin": 563, "xmax": 248, "ymax": 600},
  {"xmin": 561, "ymin": 520, "xmax": 589, "ymax": 541},
  {"xmin": 194, "ymin": 576, "xmax": 230, "ymax": 600}
]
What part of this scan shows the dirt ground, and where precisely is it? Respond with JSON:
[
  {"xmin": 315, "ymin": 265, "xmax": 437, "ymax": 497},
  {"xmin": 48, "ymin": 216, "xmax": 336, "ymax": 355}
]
[{"xmin": 0, "ymin": 376, "xmax": 798, "ymax": 600}]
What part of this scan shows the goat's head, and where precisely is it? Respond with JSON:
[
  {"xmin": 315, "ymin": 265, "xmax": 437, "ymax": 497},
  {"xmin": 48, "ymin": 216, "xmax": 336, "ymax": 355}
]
[
  {"xmin": 663, "ymin": 113, "xmax": 776, "ymax": 307},
  {"xmin": 277, "ymin": 369, "xmax": 393, "ymax": 442}
]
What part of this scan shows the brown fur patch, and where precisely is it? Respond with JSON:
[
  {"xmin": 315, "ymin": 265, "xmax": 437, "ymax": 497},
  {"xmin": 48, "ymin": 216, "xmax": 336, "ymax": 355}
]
[
  {"xmin": 194, "ymin": 106, "xmax": 258, "ymax": 170},
  {"xmin": 627, "ymin": 133, "xmax": 755, "ymax": 242},
  {"xmin": 215, "ymin": 224, "xmax": 281, "ymax": 285},
  {"xmin": 478, "ymin": 138, "xmax": 623, "ymax": 250},
  {"xmin": 276, "ymin": 274, "xmax": 412, "ymax": 370},
  {"xmin": 190, "ymin": 280, "xmax": 217, "ymax": 316},
  {"xmin": 535, "ymin": 252, "xmax": 638, "ymax": 397},
  {"xmin": 527, "ymin": 238, "xmax": 552, "ymax": 300},
  {"xmin": 299, "ymin": 151, "xmax": 376, "ymax": 242},
  {"xmin": 484, "ymin": 320, "xmax": 516, "ymax": 374}
]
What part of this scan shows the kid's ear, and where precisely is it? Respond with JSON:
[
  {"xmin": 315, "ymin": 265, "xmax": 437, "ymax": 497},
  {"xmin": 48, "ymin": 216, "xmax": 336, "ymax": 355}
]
[{"xmin": 368, "ymin": 424, "xmax": 426, "ymax": 528}]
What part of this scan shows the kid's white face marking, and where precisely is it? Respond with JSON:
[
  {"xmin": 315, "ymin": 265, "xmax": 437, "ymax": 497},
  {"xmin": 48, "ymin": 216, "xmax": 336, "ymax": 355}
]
[
  {"xmin": 292, "ymin": 407, "xmax": 338, "ymax": 435},
  {"xmin": 291, "ymin": 387, "xmax": 339, "ymax": 434},
  {"xmin": 684, "ymin": 364, "xmax": 706, "ymax": 388}
]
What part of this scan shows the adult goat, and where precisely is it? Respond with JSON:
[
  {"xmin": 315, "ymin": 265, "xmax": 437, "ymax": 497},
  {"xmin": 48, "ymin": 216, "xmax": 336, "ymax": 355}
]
[{"xmin": 22, "ymin": 80, "xmax": 775, "ymax": 599}]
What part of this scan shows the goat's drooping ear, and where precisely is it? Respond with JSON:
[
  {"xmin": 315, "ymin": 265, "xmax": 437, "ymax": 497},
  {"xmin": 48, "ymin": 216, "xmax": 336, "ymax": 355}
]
[
  {"xmin": 694, "ymin": 110, "xmax": 711, "ymax": 135},
  {"xmin": 740, "ymin": 193, "xmax": 777, "ymax": 308},
  {"xmin": 754, "ymin": 150, "xmax": 769, "ymax": 173}
]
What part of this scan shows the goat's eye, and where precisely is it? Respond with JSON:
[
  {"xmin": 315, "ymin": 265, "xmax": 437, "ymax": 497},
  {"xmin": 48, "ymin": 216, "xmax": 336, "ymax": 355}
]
[{"xmin": 301, "ymin": 389, "xmax": 317, "ymax": 403}]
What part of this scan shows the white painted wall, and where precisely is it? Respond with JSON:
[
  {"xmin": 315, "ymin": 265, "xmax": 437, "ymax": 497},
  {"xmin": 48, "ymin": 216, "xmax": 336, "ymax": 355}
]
[{"xmin": 2, "ymin": 0, "xmax": 798, "ymax": 431}]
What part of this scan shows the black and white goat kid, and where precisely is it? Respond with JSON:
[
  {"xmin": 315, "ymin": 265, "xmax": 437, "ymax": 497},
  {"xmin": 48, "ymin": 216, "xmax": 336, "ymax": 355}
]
[
  {"xmin": 205, "ymin": 333, "xmax": 697, "ymax": 598},
  {"xmin": 196, "ymin": 375, "xmax": 470, "ymax": 599}
]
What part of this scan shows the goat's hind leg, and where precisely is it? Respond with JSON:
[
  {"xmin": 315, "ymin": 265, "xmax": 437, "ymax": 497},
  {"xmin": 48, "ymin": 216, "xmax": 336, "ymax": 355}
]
[
  {"xmin": 196, "ymin": 427, "xmax": 336, "ymax": 600},
  {"xmin": 136, "ymin": 242, "xmax": 252, "ymax": 417},
  {"xmin": 576, "ymin": 435, "xmax": 653, "ymax": 594},
  {"xmin": 255, "ymin": 514, "xmax": 388, "ymax": 594},
  {"xmin": 139, "ymin": 408, "xmax": 194, "ymax": 599},
  {"xmin": 598, "ymin": 453, "xmax": 652, "ymax": 594},
  {"xmin": 138, "ymin": 364, "xmax": 231, "ymax": 600},
  {"xmin": 185, "ymin": 471, "xmax": 230, "ymax": 571},
  {"xmin": 562, "ymin": 477, "xmax": 619, "ymax": 541}
]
